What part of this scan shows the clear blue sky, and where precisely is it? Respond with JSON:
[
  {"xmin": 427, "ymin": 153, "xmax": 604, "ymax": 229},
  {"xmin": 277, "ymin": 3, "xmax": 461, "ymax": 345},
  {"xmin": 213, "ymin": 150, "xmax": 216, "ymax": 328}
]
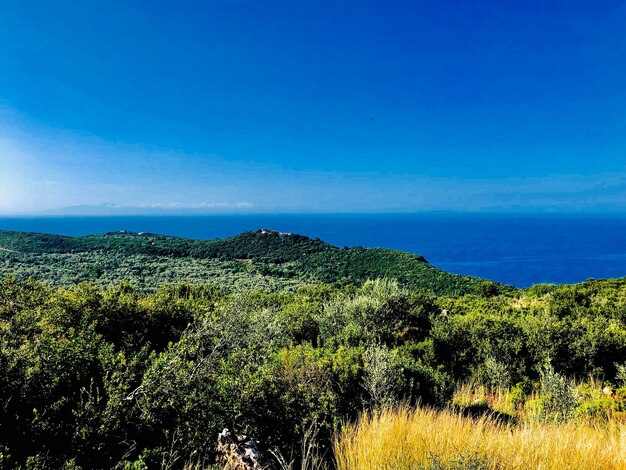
[{"xmin": 1, "ymin": 0, "xmax": 625, "ymax": 214}]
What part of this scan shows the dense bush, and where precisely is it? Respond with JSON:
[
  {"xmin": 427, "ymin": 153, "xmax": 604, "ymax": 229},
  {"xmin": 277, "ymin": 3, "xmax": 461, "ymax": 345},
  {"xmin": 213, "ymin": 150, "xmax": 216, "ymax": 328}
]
[{"xmin": 1, "ymin": 230, "xmax": 626, "ymax": 467}]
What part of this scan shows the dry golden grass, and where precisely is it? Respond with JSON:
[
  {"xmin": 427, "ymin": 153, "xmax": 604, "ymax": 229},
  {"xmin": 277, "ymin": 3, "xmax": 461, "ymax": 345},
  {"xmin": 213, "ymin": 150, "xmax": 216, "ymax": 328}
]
[
  {"xmin": 452, "ymin": 384, "xmax": 517, "ymax": 416},
  {"xmin": 334, "ymin": 406, "xmax": 626, "ymax": 469}
]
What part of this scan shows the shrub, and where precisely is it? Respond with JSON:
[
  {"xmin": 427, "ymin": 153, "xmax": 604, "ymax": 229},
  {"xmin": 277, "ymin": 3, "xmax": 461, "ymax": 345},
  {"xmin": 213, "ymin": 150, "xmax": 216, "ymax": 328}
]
[
  {"xmin": 576, "ymin": 396, "xmax": 615, "ymax": 420},
  {"xmin": 509, "ymin": 383, "xmax": 526, "ymax": 410},
  {"xmin": 472, "ymin": 356, "xmax": 511, "ymax": 392},
  {"xmin": 362, "ymin": 344, "xmax": 403, "ymax": 408},
  {"xmin": 538, "ymin": 364, "xmax": 579, "ymax": 421}
]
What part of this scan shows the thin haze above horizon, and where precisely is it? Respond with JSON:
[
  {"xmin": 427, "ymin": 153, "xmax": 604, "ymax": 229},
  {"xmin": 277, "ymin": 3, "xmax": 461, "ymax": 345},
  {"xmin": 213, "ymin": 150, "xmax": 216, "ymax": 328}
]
[{"xmin": 1, "ymin": 1, "xmax": 625, "ymax": 215}]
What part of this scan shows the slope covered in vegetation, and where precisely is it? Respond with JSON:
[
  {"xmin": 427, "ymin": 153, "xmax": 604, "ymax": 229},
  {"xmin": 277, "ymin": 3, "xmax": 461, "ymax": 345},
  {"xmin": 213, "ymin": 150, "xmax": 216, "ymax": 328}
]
[
  {"xmin": 2, "ymin": 229, "xmax": 626, "ymax": 468},
  {"xmin": 0, "ymin": 229, "xmax": 498, "ymax": 295},
  {"xmin": 2, "ymin": 274, "xmax": 626, "ymax": 468}
]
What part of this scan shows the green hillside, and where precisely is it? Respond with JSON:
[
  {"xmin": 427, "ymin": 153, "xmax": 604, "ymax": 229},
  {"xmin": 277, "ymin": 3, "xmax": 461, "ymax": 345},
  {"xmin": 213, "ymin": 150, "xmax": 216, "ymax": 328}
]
[
  {"xmin": 3, "ymin": 229, "xmax": 626, "ymax": 469},
  {"xmin": 0, "ymin": 229, "xmax": 503, "ymax": 295}
]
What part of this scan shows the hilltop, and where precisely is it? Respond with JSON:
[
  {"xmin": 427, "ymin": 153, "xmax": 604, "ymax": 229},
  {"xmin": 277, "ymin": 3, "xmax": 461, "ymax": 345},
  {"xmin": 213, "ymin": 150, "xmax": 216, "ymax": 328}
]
[{"xmin": 0, "ymin": 228, "xmax": 502, "ymax": 295}]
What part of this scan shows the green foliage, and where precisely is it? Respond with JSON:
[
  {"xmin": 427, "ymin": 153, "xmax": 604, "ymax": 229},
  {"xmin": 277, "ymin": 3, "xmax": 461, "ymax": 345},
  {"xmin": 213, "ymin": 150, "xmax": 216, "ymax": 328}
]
[
  {"xmin": 615, "ymin": 362, "xmax": 626, "ymax": 387},
  {"xmin": 509, "ymin": 383, "xmax": 527, "ymax": 410},
  {"xmin": 362, "ymin": 344, "xmax": 403, "ymax": 408},
  {"xmin": 575, "ymin": 396, "xmax": 615, "ymax": 420},
  {"xmin": 538, "ymin": 364, "xmax": 579, "ymax": 422},
  {"xmin": 1, "ymin": 229, "xmax": 626, "ymax": 467},
  {"xmin": 471, "ymin": 356, "xmax": 511, "ymax": 392}
]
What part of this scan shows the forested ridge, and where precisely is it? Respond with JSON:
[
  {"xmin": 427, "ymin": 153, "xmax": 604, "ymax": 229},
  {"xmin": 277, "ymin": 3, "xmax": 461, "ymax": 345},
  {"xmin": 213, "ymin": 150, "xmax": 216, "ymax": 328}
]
[
  {"xmin": 1, "ymin": 230, "xmax": 626, "ymax": 468},
  {"xmin": 0, "ymin": 229, "xmax": 497, "ymax": 296}
]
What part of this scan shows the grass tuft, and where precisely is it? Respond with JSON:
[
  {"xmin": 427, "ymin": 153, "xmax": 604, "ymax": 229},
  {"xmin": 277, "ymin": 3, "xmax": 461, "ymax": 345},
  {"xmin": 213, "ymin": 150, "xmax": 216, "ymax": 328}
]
[{"xmin": 334, "ymin": 405, "xmax": 626, "ymax": 469}]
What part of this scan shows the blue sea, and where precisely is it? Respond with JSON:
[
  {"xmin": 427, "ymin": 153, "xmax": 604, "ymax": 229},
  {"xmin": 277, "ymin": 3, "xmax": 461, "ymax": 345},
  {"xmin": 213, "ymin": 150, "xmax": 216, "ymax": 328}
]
[{"xmin": 1, "ymin": 214, "xmax": 626, "ymax": 288}]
